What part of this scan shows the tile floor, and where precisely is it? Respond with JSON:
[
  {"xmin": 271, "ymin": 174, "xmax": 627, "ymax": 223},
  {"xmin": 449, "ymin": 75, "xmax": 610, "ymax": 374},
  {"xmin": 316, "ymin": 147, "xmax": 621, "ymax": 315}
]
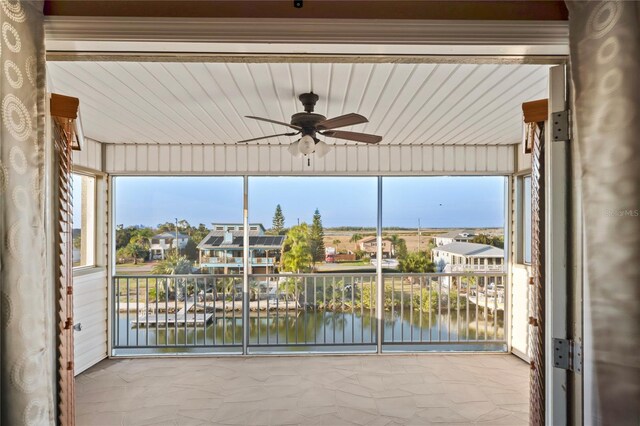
[{"xmin": 76, "ymin": 354, "xmax": 529, "ymax": 425}]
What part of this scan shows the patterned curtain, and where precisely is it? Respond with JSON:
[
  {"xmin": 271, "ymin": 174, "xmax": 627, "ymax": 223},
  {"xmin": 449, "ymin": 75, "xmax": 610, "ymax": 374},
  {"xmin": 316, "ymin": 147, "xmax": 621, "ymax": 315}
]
[
  {"xmin": 0, "ymin": 1, "xmax": 54, "ymax": 424},
  {"xmin": 566, "ymin": 1, "xmax": 640, "ymax": 424}
]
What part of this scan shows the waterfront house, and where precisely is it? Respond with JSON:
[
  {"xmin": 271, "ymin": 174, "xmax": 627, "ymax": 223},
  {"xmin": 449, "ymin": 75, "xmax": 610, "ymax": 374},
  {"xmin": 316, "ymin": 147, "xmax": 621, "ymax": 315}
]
[
  {"xmin": 149, "ymin": 232, "xmax": 189, "ymax": 260},
  {"xmin": 431, "ymin": 241, "xmax": 504, "ymax": 273},
  {"xmin": 357, "ymin": 236, "xmax": 394, "ymax": 258},
  {"xmin": 197, "ymin": 224, "xmax": 284, "ymax": 274}
]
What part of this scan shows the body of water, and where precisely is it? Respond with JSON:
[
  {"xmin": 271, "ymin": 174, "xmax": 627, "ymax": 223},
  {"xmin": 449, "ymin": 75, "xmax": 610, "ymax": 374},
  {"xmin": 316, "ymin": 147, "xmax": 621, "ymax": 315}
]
[{"xmin": 115, "ymin": 309, "xmax": 504, "ymax": 351}]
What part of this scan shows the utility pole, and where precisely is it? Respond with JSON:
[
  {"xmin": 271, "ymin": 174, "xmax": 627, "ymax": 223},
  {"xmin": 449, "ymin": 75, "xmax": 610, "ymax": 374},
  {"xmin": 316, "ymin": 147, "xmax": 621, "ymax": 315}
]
[
  {"xmin": 418, "ymin": 218, "xmax": 421, "ymax": 252},
  {"xmin": 175, "ymin": 217, "xmax": 179, "ymax": 255}
]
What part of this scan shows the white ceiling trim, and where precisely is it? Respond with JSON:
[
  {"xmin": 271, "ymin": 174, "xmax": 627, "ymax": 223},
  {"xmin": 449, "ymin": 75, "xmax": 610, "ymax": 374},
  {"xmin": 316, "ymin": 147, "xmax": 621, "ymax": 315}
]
[
  {"xmin": 44, "ymin": 17, "xmax": 569, "ymax": 56},
  {"xmin": 103, "ymin": 143, "xmax": 517, "ymax": 176}
]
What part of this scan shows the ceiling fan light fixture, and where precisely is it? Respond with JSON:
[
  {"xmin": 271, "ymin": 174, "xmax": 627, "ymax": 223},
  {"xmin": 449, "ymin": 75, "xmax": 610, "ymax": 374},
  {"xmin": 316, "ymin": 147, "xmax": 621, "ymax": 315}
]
[
  {"xmin": 315, "ymin": 140, "xmax": 331, "ymax": 158},
  {"xmin": 288, "ymin": 140, "xmax": 302, "ymax": 157},
  {"xmin": 298, "ymin": 135, "xmax": 316, "ymax": 155}
]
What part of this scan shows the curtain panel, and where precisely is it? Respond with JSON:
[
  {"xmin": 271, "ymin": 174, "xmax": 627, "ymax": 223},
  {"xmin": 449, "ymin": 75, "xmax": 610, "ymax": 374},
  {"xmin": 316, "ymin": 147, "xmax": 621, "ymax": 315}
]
[
  {"xmin": 0, "ymin": 0, "xmax": 53, "ymax": 424},
  {"xmin": 567, "ymin": 1, "xmax": 640, "ymax": 424}
]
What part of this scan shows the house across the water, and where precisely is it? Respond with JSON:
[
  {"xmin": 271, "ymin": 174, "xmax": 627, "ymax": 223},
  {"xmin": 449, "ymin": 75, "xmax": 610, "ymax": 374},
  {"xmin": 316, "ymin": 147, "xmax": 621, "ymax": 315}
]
[
  {"xmin": 197, "ymin": 223, "xmax": 284, "ymax": 274},
  {"xmin": 431, "ymin": 241, "xmax": 504, "ymax": 273},
  {"xmin": 149, "ymin": 232, "xmax": 189, "ymax": 260}
]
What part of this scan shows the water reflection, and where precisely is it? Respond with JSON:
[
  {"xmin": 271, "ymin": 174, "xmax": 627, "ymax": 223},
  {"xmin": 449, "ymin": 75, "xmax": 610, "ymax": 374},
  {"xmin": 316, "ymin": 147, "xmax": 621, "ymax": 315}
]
[{"xmin": 116, "ymin": 309, "xmax": 503, "ymax": 348}]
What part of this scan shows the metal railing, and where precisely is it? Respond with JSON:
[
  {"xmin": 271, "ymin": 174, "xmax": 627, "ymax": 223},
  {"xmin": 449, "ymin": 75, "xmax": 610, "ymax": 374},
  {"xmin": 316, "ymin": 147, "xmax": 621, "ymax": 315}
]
[
  {"xmin": 112, "ymin": 275, "xmax": 244, "ymax": 351},
  {"xmin": 112, "ymin": 272, "xmax": 506, "ymax": 354},
  {"xmin": 248, "ymin": 273, "xmax": 378, "ymax": 347},
  {"xmin": 382, "ymin": 273, "xmax": 506, "ymax": 345},
  {"xmin": 446, "ymin": 264, "xmax": 505, "ymax": 272}
]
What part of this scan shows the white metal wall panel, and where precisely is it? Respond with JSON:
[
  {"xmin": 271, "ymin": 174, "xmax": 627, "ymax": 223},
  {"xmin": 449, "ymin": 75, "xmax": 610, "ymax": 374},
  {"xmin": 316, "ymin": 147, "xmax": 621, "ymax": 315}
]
[
  {"xmin": 511, "ymin": 265, "xmax": 531, "ymax": 361},
  {"xmin": 103, "ymin": 143, "xmax": 516, "ymax": 175},
  {"xmin": 72, "ymin": 138, "xmax": 102, "ymax": 171},
  {"xmin": 73, "ymin": 269, "xmax": 108, "ymax": 375}
]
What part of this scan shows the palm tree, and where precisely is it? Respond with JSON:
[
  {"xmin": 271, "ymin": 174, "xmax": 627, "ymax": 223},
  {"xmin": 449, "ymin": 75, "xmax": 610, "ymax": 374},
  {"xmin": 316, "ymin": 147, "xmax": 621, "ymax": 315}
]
[
  {"xmin": 388, "ymin": 234, "xmax": 406, "ymax": 258},
  {"xmin": 350, "ymin": 233, "xmax": 363, "ymax": 243},
  {"xmin": 151, "ymin": 254, "xmax": 193, "ymax": 301},
  {"xmin": 281, "ymin": 224, "xmax": 313, "ymax": 273}
]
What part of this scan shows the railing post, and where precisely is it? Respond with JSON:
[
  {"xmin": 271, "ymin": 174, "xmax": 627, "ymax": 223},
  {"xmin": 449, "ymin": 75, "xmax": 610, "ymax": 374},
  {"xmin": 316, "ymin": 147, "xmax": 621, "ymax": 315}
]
[
  {"xmin": 242, "ymin": 176, "xmax": 249, "ymax": 355},
  {"xmin": 376, "ymin": 176, "xmax": 383, "ymax": 354}
]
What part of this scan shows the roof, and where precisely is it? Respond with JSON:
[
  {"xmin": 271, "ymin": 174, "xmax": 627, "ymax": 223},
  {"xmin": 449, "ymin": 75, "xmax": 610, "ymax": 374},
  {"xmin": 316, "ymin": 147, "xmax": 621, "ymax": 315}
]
[
  {"xmin": 435, "ymin": 230, "xmax": 476, "ymax": 239},
  {"xmin": 211, "ymin": 223, "xmax": 266, "ymax": 231},
  {"xmin": 152, "ymin": 232, "xmax": 188, "ymax": 239},
  {"xmin": 433, "ymin": 242, "xmax": 503, "ymax": 257},
  {"xmin": 197, "ymin": 234, "xmax": 285, "ymax": 250},
  {"xmin": 358, "ymin": 236, "xmax": 391, "ymax": 244}
]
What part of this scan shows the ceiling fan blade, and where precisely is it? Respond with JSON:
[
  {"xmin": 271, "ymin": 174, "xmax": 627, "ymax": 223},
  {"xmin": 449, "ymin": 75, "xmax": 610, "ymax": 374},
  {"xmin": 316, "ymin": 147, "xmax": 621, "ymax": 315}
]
[
  {"xmin": 237, "ymin": 132, "xmax": 298, "ymax": 143},
  {"xmin": 316, "ymin": 113, "xmax": 368, "ymax": 130},
  {"xmin": 245, "ymin": 116, "xmax": 302, "ymax": 131},
  {"xmin": 322, "ymin": 130, "xmax": 382, "ymax": 144}
]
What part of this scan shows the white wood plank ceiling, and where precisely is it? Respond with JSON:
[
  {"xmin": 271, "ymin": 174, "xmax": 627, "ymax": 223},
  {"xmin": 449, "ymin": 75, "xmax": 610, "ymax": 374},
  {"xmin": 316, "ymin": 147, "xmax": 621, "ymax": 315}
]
[{"xmin": 48, "ymin": 61, "xmax": 549, "ymax": 146}]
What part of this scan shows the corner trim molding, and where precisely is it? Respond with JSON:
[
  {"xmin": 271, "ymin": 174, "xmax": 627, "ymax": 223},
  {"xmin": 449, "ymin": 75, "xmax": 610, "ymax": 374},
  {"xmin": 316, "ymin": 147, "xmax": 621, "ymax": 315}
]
[{"xmin": 44, "ymin": 17, "xmax": 569, "ymax": 57}]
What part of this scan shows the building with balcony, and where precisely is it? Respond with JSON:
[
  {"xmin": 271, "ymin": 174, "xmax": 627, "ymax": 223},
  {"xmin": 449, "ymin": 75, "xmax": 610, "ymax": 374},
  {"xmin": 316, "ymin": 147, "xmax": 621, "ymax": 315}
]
[
  {"xmin": 149, "ymin": 232, "xmax": 189, "ymax": 260},
  {"xmin": 432, "ymin": 241, "xmax": 505, "ymax": 273},
  {"xmin": 197, "ymin": 223, "xmax": 284, "ymax": 274}
]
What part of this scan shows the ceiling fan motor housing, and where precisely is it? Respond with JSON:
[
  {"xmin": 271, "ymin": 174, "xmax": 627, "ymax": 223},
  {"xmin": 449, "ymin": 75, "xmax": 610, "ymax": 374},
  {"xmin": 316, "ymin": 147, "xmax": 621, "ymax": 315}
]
[{"xmin": 291, "ymin": 112, "xmax": 326, "ymax": 138}]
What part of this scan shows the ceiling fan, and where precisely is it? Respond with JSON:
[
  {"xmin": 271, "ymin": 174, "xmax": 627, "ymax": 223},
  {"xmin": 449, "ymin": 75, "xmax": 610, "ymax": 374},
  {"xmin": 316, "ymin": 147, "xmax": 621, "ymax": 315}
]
[{"xmin": 237, "ymin": 92, "xmax": 383, "ymax": 158}]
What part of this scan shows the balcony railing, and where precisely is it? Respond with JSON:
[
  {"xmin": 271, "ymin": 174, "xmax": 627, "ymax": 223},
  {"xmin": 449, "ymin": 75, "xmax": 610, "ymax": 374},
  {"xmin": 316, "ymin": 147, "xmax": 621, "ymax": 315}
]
[
  {"xmin": 200, "ymin": 257, "xmax": 276, "ymax": 265},
  {"xmin": 446, "ymin": 264, "xmax": 505, "ymax": 272},
  {"xmin": 112, "ymin": 272, "xmax": 506, "ymax": 354}
]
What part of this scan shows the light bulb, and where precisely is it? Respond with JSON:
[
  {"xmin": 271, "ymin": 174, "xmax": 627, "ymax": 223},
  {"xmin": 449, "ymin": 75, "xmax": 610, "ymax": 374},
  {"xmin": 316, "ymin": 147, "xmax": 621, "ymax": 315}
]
[
  {"xmin": 314, "ymin": 140, "xmax": 331, "ymax": 158},
  {"xmin": 287, "ymin": 140, "xmax": 302, "ymax": 157},
  {"xmin": 298, "ymin": 135, "xmax": 316, "ymax": 155}
]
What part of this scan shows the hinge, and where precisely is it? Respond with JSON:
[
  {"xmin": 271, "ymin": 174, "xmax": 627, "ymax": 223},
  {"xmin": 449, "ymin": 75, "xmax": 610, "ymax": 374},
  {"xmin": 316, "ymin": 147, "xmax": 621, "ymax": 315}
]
[
  {"xmin": 64, "ymin": 318, "xmax": 73, "ymax": 329},
  {"xmin": 551, "ymin": 110, "xmax": 571, "ymax": 142},
  {"xmin": 67, "ymin": 361, "xmax": 74, "ymax": 370},
  {"xmin": 553, "ymin": 338, "xmax": 582, "ymax": 373},
  {"xmin": 66, "ymin": 286, "xmax": 73, "ymax": 295}
]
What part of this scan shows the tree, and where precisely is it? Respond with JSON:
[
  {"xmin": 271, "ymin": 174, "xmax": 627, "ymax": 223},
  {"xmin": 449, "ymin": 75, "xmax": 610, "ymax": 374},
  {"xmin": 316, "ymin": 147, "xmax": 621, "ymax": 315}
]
[
  {"xmin": 398, "ymin": 251, "xmax": 435, "ymax": 273},
  {"xmin": 310, "ymin": 208, "xmax": 325, "ymax": 265},
  {"xmin": 389, "ymin": 234, "xmax": 407, "ymax": 259},
  {"xmin": 192, "ymin": 223, "xmax": 210, "ymax": 244},
  {"xmin": 151, "ymin": 253, "xmax": 193, "ymax": 275},
  {"xmin": 115, "ymin": 225, "xmax": 151, "ymax": 250},
  {"xmin": 184, "ymin": 238, "xmax": 199, "ymax": 261},
  {"xmin": 471, "ymin": 233, "xmax": 504, "ymax": 249},
  {"xmin": 350, "ymin": 233, "xmax": 363, "ymax": 243},
  {"xmin": 271, "ymin": 204, "xmax": 285, "ymax": 235},
  {"xmin": 151, "ymin": 254, "xmax": 194, "ymax": 302},
  {"xmin": 281, "ymin": 223, "xmax": 313, "ymax": 273},
  {"xmin": 124, "ymin": 234, "xmax": 149, "ymax": 264}
]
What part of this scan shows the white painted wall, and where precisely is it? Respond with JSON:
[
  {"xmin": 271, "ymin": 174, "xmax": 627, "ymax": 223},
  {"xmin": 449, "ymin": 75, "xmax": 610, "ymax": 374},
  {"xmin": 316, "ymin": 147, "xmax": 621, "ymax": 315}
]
[
  {"xmin": 73, "ymin": 269, "xmax": 108, "ymax": 375},
  {"xmin": 72, "ymin": 139, "xmax": 108, "ymax": 375},
  {"xmin": 511, "ymin": 264, "xmax": 531, "ymax": 360}
]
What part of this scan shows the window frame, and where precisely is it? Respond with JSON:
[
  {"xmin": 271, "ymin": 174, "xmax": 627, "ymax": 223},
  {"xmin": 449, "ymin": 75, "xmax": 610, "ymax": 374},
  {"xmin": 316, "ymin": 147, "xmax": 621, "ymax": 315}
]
[
  {"xmin": 517, "ymin": 174, "xmax": 533, "ymax": 265},
  {"xmin": 71, "ymin": 170, "xmax": 97, "ymax": 270}
]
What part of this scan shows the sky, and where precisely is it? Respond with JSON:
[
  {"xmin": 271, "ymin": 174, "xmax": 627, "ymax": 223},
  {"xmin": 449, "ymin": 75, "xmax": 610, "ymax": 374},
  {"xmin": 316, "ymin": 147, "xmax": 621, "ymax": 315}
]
[{"xmin": 112, "ymin": 176, "xmax": 505, "ymax": 229}]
